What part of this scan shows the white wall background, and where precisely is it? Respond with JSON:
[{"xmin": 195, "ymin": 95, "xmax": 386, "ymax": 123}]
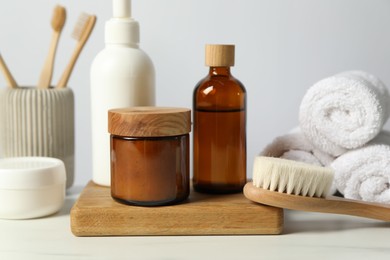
[{"xmin": 1, "ymin": 0, "xmax": 390, "ymax": 186}]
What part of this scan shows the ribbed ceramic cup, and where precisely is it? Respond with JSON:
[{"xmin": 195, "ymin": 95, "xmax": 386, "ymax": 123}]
[{"xmin": 0, "ymin": 87, "xmax": 74, "ymax": 188}]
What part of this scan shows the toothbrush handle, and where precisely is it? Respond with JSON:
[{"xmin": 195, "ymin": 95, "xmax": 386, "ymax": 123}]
[
  {"xmin": 56, "ymin": 16, "xmax": 96, "ymax": 89},
  {"xmin": 0, "ymin": 54, "xmax": 18, "ymax": 88},
  {"xmin": 38, "ymin": 31, "xmax": 61, "ymax": 89},
  {"xmin": 56, "ymin": 41, "xmax": 83, "ymax": 89}
]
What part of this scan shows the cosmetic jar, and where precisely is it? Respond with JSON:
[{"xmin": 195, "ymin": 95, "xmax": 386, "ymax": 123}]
[
  {"xmin": 0, "ymin": 157, "xmax": 66, "ymax": 219},
  {"xmin": 108, "ymin": 107, "xmax": 191, "ymax": 206}
]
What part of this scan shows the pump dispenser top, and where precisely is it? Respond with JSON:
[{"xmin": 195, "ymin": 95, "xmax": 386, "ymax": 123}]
[
  {"xmin": 105, "ymin": 0, "xmax": 140, "ymax": 45},
  {"xmin": 113, "ymin": 0, "xmax": 131, "ymax": 17}
]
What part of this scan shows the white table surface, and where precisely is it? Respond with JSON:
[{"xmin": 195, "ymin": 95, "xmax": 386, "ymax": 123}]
[{"xmin": 0, "ymin": 185, "xmax": 389, "ymax": 260}]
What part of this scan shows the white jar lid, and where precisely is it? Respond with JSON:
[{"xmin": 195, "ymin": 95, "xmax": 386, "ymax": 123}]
[{"xmin": 0, "ymin": 157, "xmax": 66, "ymax": 189}]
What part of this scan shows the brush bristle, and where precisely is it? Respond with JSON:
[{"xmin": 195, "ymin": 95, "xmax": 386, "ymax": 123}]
[
  {"xmin": 253, "ymin": 156, "xmax": 334, "ymax": 197},
  {"xmin": 71, "ymin": 13, "xmax": 90, "ymax": 40},
  {"xmin": 51, "ymin": 5, "xmax": 66, "ymax": 31}
]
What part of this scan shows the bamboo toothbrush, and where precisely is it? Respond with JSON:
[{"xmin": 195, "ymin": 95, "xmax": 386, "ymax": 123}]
[
  {"xmin": 38, "ymin": 5, "xmax": 66, "ymax": 89},
  {"xmin": 0, "ymin": 53, "xmax": 18, "ymax": 88},
  {"xmin": 56, "ymin": 13, "xmax": 96, "ymax": 89},
  {"xmin": 244, "ymin": 156, "xmax": 390, "ymax": 221}
]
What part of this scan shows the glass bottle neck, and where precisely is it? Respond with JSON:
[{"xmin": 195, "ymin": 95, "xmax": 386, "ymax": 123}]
[{"xmin": 209, "ymin": 67, "xmax": 231, "ymax": 76}]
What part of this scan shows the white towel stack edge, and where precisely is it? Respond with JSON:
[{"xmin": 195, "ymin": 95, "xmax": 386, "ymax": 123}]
[{"xmin": 260, "ymin": 71, "xmax": 390, "ymax": 204}]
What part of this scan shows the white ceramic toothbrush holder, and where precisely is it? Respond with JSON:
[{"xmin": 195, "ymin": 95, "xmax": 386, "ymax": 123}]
[{"xmin": 0, "ymin": 87, "xmax": 75, "ymax": 188}]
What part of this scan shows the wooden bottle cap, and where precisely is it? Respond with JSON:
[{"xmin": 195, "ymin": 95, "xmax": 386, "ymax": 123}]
[
  {"xmin": 205, "ymin": 44, "xmax": 235, "ymax": 67},
  {"xmin": 108, "ymin": 107, "xmax": 191, "ymax": 137}
]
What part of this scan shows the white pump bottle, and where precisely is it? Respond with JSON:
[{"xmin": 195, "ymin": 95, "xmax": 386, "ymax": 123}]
[{"xmin": 90, "ymin": 0, "xmax": 155, "ymax": 186}]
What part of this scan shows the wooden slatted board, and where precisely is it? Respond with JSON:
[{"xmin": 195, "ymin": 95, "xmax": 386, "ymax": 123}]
[{"xmin": 70, "ymin": 181, "xmax": 283, "ymax": 236}]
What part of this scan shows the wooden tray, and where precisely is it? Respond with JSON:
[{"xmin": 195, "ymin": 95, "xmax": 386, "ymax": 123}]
[{"xmin": 70, "ymin": 181, "xmax": 283, "ymax": 236}]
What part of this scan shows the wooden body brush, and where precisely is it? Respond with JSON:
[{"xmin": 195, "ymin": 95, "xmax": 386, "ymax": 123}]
[{"xmin": 244, "ymin": 156, "xmax": 390, "ymax": 221}]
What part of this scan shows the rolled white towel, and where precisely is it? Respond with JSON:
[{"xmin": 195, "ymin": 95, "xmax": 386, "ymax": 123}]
[
  {"xmin": 261, "ymin": 130, "xmax": 335, "ymax": 166},
  {"xmin": 339, "ymin": 70, "xmax": 390, "ymax": 119},
  {"xmin": 299, "ymin": 71, "xmax": 390, "ymax": 156},
  {"xmin": 331, "ymin": 144, "xmax": 390, "ymax": 204}
]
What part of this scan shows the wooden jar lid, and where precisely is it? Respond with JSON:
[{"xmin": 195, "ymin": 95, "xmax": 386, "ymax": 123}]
[
  {"xmin": 108, "ymin": 107, "xmax": 191, "ymax": 137},
  {"xmin": 205, "ymin": 44, "xmax": 235, "ymax": 67}
]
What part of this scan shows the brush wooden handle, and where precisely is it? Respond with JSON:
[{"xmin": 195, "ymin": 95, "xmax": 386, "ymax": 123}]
[
  {"xmin": 55, "ymin": 41, "xmax": 82, "ymax": 89},
  {"xmin": 0, "ymin": 54, "xmax": 18, "ymax": 88},
  {"xmin": 56, "ymin": 16, "xmax": 96, "ymax": 89},
  {"xmin": 244, "ymin": 182, "xmax": 390, "ymax": 221},
  {"xmin": 38, "ymin": 32, "xmax": 61, "ymax": 89}
]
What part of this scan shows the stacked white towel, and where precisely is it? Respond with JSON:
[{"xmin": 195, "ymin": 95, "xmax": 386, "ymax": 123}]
[
  {"xmin": 299, "ymin": 71, "xmax": 390, "ymax": 156},
  {"xmin": 260, "ymin": 130, "xmax": 334, "ymax": 166},
  {"xmin": 331, "ymin": 143, "xmax": 390, "ymax": 204},
  {"xmin": 261, "ymin": 71, "xmax": 390, "ymax": 204}
]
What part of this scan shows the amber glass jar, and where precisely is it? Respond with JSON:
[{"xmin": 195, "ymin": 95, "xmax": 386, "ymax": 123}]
[
  {"xmin": 108, "ymin": 107, "xmax": 191, "ymax": 206},
  {"xmin": 193, "ymin": 44, "xmax": 247, "ymax": 194}
]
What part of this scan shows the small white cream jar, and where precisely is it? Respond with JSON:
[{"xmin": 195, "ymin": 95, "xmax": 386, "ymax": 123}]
[{"xmin": 0, "ymin": 157, "xmax": 66, "ymax": 219}]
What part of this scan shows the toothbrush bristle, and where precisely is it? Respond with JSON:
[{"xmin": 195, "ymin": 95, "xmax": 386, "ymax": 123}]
[
  {"xmin": 71, "ymin": 13, "xmax": 90, "ymax": 40},
  {"xmin": 51, "ymin": 5, "xmax": 66, "ymax": 31},
  {"xmin": 252, "ymin": 156, "xmax": 334, "ymax": 198}
]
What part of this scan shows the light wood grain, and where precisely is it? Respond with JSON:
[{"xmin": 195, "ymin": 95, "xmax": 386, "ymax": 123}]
[
  {"xmin": 70, "ymin": 181, "xmax": 283, "ymax": 236},
  {"xmin": 108, "ymin": 107, "xmax": 191, "ymax": 137},
  {"xmin": 38, "ymin": 5, "xmax": 66, "ymax": 89},
  {"xmin": 56, "ymin": 14, "xmax": 96, "ymax": 89},
  {"xmin": 0, "ymin": 54, "xmax": 17, "ymax": 88},
  {"xmin": 38, "ymin": 32, "xmax": 61, "ymax": 89},
  {"xmin": 244, "ymin": 182, "xmax": 390, "ymax": 221},
  {"xmin": 205, "ymin": 44, "xmax": 235, "ymax": 67}
]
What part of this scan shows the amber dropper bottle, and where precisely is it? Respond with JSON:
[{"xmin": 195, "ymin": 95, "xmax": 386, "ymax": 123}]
[{"xmin": 193, "ymin": 44, "xmax": 247, "ymax": 194}]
